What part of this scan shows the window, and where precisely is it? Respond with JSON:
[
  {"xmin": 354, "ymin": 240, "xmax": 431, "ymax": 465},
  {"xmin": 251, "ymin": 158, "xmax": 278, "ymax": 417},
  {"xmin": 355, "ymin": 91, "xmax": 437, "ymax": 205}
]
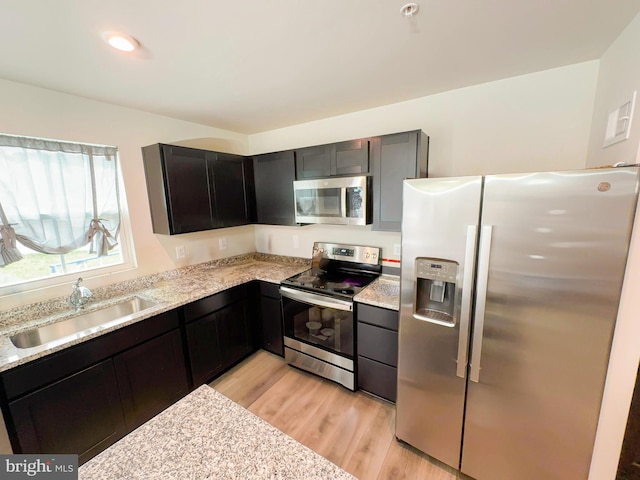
[{"xmin": 0, "ymin": 134, "xmax": 129, "ymax": 288}]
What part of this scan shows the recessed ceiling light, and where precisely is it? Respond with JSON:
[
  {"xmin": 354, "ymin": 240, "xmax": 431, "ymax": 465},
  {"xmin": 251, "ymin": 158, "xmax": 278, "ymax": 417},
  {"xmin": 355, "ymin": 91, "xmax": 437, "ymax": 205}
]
[
  {"xmin": 102, "ymin": 32, "xmax": 139, "ymax": 52},
  {"xmin": 400, "ymin": 3, "xmax": 419, "ymax": 17}
]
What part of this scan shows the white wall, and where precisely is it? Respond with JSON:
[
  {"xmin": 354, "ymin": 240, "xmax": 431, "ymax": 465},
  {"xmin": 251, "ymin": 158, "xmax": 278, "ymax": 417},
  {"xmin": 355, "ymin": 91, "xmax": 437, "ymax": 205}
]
[
  {"xmin": 587, "ymin": 12, "xmax": 640, "ymax": 480},
  {"xmin": 255, "ymin": 224, "xmax": 402, "ymax": 267},
  {"xmin": 0, "ymin": 79, "xmax": 255, "ymax": 309},
  {"xmin": 586, "ymin": 13, "xmax": 640, "ymax": 167},
  {"xmin": 0, "ymin": 61, "xmax": 600, "ymax": 305},
  {"xmin": 250, "ymin": 61, "xmax": 599, "ymax": 262}
]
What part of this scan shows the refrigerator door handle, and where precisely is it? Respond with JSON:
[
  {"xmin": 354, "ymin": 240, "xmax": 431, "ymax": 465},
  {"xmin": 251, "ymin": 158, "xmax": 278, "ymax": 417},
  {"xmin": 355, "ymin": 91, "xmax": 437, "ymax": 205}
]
[
  {"xmin": 456, "ymin": 225, "xmax": 478, "ymax": 379},
  {"xmin": 469, "ymin": 225, "xmax": 493, "ymax": 383}
]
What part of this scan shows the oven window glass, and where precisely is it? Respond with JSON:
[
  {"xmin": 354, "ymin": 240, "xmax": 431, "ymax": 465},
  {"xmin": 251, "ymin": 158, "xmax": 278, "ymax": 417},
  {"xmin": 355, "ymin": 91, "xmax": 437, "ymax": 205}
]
[
  {"xmin": 283, "ymin": 299, "xmax": 354, "ymax": 357},
  {"xmin": 295, "ymin": 188, "xmax": 342, "ymax": 218}
]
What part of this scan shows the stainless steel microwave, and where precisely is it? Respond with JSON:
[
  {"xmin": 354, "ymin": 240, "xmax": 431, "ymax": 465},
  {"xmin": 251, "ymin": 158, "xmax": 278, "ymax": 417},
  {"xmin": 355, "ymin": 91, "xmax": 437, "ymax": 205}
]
[{"xmin": 293, "ymin": 176, "xmax": 372, "ymax": 225}]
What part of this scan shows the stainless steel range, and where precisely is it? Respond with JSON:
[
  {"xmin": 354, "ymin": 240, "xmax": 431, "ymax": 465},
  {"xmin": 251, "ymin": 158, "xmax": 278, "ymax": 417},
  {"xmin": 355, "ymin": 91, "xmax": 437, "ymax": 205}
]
[{"xmin": 280, "ymin": 242, "xmax": 382, "ymax": 389}]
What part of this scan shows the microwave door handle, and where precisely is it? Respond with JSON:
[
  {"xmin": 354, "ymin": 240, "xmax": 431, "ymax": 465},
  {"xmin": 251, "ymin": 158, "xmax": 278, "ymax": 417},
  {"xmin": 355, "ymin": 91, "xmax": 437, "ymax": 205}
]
[{"xmin": 341, "ymin": 187, "xmax": 348, "ymax": 218}]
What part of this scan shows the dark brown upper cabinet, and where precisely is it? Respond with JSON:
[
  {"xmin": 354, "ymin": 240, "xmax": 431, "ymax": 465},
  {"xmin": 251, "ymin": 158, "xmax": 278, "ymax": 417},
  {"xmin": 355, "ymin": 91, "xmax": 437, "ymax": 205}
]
[
  {"xmin": 295, "ymin": 138, "xmax": 370, "ymax": 179},
  {"xmin": 213, "ymin": 152, "xmax": 256, "ymax": 228},
  {"xmin": 142, "ymin": 144, "xmax": 255, "ymax": 235},
  {"xmin": 253, "ymin": 150, "xmax": 298, "ymax": 226},
  {"xmin": 370, "ymin": 130, "xmax": 429, "ymax": 232}
]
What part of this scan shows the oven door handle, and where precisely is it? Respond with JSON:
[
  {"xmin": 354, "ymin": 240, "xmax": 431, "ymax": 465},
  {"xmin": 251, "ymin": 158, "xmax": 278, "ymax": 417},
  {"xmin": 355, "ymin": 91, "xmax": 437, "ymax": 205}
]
[{"xmin": 279, "ymin": 286, "xmax": 353, "ymax": 312}]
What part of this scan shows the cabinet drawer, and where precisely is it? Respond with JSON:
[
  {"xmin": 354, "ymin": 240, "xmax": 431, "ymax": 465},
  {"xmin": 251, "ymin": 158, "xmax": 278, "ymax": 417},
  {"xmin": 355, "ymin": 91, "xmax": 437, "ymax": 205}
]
[
  {"xmin": 357, "ymin": 322, "xmax": 398, "ymax": 367},
  {"xmin": 183, "ymin": 285, "xmax": 248, "ymax": 323},
  {"xmin": 356, "ymin": 303, "xmax": 398, "ymax": 331},
  {"xmin": 358, "ymin": 356, "xmax": 397, "ymax": 403}
]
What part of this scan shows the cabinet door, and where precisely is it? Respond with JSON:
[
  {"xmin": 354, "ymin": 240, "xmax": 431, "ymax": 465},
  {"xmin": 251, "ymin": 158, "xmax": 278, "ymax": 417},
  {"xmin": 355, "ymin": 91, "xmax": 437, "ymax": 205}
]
[
  {"xmin": 332, "ymin": 139, "xmax": 370, "ymax": 176},
  {"xmin": 9, "ymin": 360, "xmax": 126, "ymax": 464},
  {"xmin": 114, "ymin": 329, "xmax": 189, "ymax": 431},
  {"xmin": 218, "ymin": 300, "xmax": 254, "ymax": 368},
  {"xmin": 253, "ymin": 151, "xmax": 297, "ymax": 225},
  {"xmin": 212, "ymin": 153, "xmax": 254, "ymax": 227},
  {"xmin": 618, "ymin": 365, "xmax": 640, "ymax": 479},
  {"xmin": 162, "ymin": 145, "xmax": 216, "ymax": 234},
  {"xmin": 185, "ymin": 312, "xmax": 224, "ymax": 387},
  {"xmin": 260, "ymin": 294, "xmax": 284, "ymax": 356},
  {"xmin": 372, "ymin": 132, "xmax": 430, "ymax": 231},
  {"xmin": 295, "ymin": 144, "xmax": 332, "ymax": 179}
]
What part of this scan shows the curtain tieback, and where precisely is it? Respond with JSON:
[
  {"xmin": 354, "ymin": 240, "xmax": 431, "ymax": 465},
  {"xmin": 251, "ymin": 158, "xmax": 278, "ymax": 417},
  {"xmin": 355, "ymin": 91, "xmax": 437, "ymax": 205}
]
[
  {"xmin": 88, "ymin": 219, "xmax": 118, "ymax": 256},
  {"xmin": 0, "ymin": 223, "xmax": 23, "ymax": 267}
]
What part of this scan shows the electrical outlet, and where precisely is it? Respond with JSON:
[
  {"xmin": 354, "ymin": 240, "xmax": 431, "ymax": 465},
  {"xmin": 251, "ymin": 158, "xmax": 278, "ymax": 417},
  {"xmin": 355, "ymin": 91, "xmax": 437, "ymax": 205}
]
[
  {"xmin": 176, "ymin": 245, "xmax": 186, "ymax": 259},
  {"xmin": 393, "ymin": 243, "xmax": 401, "ymax": 256},
  {"xmin": 219, "ymin": 237, "xmax": 228, "ymax": 250},
  {"xmin": 293, "ymin": 234, "xmax": 299, "ymax": 249}
]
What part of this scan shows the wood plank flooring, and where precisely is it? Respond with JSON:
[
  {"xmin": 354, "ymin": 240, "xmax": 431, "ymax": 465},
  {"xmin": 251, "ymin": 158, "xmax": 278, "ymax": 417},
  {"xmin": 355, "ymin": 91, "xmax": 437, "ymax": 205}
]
[{"xmin": 210, "ymin": 350, "xmax": 459, "ymax": 480}]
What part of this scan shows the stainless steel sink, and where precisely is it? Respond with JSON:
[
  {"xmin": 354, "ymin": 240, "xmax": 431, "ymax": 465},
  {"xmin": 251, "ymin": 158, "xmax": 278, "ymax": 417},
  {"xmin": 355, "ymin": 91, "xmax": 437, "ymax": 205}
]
[{"xmin": 10, "ymin": 296, "xmax": 157, "ymax": 349}]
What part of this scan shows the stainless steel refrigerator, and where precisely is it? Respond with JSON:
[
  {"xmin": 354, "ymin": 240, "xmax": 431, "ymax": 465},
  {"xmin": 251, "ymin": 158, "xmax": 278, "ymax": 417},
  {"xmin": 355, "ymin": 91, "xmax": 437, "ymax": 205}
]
[{"xmin": 396, "ymin": 168, "xmax": 640, "ymax": 480}]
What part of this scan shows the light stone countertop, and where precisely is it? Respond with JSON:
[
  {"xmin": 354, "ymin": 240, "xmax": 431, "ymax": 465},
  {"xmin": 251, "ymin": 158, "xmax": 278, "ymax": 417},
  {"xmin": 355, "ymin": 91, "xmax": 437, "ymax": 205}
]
[
  {"xmin": 0, "ymin": 254, "xmax": 401, "ymax": 373},
  {"xmin": 0, "ymin": 254, "xmax": 308, "ymax": 373},
  {"xmin": 79, "ymin": 384, "xmax": 356, "ymax": 480},
  {"xmin": 354, "ymin": 274, "xmax": 400, "ymax": 311}
]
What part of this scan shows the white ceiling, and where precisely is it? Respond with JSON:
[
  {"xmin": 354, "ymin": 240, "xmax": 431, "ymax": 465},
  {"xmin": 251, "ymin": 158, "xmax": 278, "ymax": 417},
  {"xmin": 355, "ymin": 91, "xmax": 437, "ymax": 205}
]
[{"xmin": 1, "ymin": 0, "xmax": 639, "ymax": 134}]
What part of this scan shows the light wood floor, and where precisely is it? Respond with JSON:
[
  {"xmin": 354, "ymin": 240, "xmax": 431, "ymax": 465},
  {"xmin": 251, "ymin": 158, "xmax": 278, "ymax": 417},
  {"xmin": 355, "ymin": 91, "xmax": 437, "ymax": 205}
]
[{"xmin": 209, "ymin": 350, "xmax": 460, "ymax": 480}]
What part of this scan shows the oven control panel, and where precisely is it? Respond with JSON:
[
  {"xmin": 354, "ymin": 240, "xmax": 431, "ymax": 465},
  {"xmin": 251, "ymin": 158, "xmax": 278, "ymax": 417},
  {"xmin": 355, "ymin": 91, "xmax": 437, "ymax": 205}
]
[{"xmin": 313, "ymin": 242, "xmax": 381, "ymax": 265}]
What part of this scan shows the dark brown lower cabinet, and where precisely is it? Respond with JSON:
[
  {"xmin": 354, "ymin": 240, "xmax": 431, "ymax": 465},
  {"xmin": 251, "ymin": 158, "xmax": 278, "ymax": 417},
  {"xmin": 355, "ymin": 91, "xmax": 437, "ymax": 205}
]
[
  {"xmin": 9, "ymin": 359, "xmax": 126, "ymax": 465},
  {"xmin": 1, "ymin": 309, "xmax": 187, "ymax": 465},
  {"xmin": 185, "ymin": 285, "xmax": 254, "ymax": 387},
  {"xmin": 0, "ymin": 285, "xmax": 260, "ymax": 465},
  {"xmin": 114, "ymin": 329, "xmax": 189, "ymax": 431},
  {"xmin": 356, "ymin": 303, "xmax": 399, "ymax": 403},
  {"xmin": 258, "ymin": 281, "xmax": 284, "ymax": 356},
  {"xmin": 186, "ymin": 311, "xmax": 225, "ymax": 386},
  {"xmin": 618, "ymin": 365, "xmax": 640, "ymax": 479}
]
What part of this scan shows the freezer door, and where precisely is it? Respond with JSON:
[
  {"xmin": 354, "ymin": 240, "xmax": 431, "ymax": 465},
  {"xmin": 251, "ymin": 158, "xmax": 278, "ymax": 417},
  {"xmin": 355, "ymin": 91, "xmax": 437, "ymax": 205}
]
[
  {"xmin": 461, "ymin": 168, "xmax": 640, "ymax": 480},
  {"xmin": 396, "ymin": 176, "xmax": 482, "ymax": 469}
]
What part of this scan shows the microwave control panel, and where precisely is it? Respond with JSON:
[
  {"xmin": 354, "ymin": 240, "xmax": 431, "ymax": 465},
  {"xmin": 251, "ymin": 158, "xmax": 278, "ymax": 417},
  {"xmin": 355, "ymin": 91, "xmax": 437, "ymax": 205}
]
[{"xmin": 347, "ymin": 187, "xmax": 364, "ymax": 218}]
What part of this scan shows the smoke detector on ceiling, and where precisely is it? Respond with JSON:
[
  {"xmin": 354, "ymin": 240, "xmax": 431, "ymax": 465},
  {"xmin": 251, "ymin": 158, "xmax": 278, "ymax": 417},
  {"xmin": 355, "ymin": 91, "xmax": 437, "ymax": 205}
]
[{"xmin": 400, "ymin": 3, "xmax": 419, "ymax": 17}]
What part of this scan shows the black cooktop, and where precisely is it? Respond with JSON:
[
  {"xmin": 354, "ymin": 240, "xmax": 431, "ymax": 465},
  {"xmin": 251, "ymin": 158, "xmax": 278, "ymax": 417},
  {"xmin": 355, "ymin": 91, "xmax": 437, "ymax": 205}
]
[{"xmin": 281, "ymin": 268, "xmax": 379, "ymax": 299}]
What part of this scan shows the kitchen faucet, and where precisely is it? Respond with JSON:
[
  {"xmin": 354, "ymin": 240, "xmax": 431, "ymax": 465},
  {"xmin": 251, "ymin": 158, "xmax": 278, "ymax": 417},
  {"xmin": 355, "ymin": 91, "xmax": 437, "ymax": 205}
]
[{"xmin": 69, "ymin": 277, "xmax": 92, "ymax": 309}]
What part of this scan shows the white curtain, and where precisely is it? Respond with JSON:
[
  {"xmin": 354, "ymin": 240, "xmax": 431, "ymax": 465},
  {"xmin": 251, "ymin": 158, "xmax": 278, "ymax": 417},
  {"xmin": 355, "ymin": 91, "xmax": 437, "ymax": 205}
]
[{"xmin": 0, "ymin": 134, "xmax": 120, "ymax": 267}]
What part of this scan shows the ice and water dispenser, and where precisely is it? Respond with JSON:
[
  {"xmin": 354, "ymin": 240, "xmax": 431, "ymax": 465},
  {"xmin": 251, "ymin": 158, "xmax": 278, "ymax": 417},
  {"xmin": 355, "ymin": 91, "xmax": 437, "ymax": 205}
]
[{"xmin": 414, "ymin": 258, "xmax": 458, "ymax": 327}]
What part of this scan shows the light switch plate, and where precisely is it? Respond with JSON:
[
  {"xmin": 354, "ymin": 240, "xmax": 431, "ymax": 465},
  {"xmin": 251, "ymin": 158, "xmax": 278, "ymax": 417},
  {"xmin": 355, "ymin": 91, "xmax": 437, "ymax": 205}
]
[
  {"xmin": 603, "ymin": 91, "xmax": 636, "ymax": 148},
  {"xmin": 219, "ymin": 237, "xmax": 228, "ymax": 250},
  {"xmin": 393, "ymin": 243, "xmax": 401, "ymax": 256},
  {"xmin": 176, "ymin": 245, "xmax": 186, "ymax": 259}
]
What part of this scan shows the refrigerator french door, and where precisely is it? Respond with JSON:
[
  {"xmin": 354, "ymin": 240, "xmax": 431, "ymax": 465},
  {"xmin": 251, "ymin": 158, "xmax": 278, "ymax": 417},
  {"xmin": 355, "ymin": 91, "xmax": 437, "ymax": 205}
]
[{"xmin": 396, "ymin": 168, "xmax": 640, "ymax": 480}]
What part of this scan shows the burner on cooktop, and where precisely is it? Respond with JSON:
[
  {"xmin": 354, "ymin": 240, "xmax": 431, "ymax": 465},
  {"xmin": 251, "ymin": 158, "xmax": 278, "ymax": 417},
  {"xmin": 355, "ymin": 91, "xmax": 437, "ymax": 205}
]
[
  {"xmin": 282, "ymin": 267, "xmax": 379, "ymax": 298},
  {"xmin": 296, "ymin": 275, "xmax": 317, "ymax": 283}
]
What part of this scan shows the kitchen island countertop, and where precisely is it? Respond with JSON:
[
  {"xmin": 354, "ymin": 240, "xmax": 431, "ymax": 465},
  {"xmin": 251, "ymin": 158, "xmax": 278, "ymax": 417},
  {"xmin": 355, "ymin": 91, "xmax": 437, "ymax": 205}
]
[{"xmin": 79, "ymin": 384, "xmax": 356, "ymax": 480}]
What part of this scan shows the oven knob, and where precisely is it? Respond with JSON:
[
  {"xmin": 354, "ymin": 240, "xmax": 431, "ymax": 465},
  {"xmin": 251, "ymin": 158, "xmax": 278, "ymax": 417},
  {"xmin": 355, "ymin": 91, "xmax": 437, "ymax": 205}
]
[{"xmin": 365, "ymin": 253, "xmax": 370, "ymax": 259}]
